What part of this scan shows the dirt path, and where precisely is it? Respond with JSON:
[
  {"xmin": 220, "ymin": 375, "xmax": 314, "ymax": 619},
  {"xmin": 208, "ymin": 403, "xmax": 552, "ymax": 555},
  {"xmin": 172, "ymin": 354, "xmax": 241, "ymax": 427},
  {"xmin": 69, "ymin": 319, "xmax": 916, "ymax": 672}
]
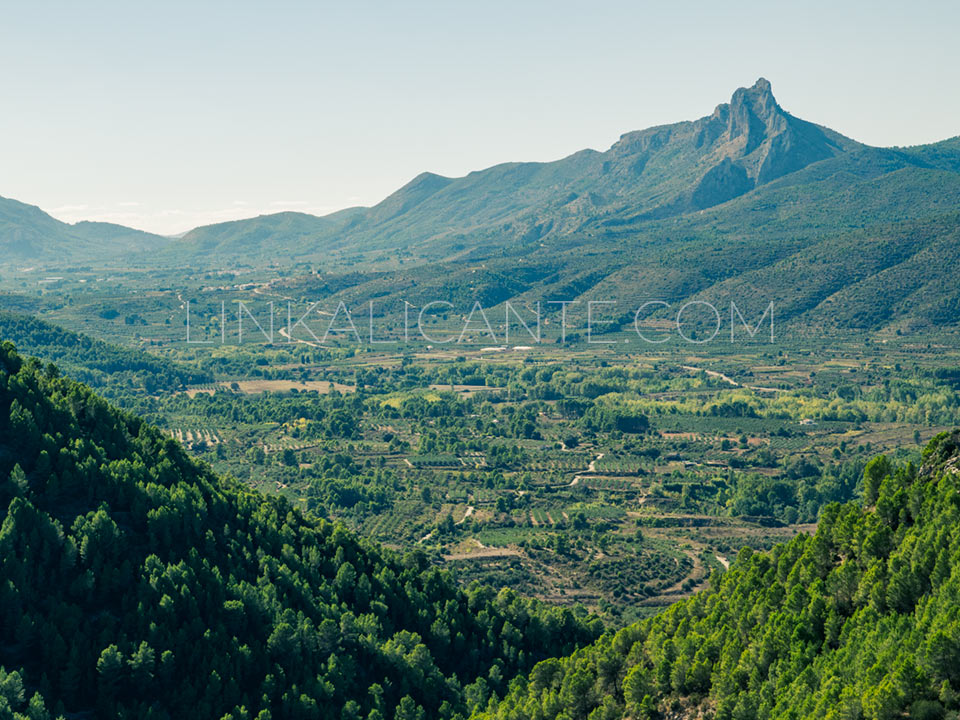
[
  {"xmin": 682, "ymin": 365, "xmax": 782, "ymax": 394},
  {"xmin": 587, "ymin": 452, "xmax": 604, "ymax": 472},
  {"xmin": 443, "ymin": 539, "xmax": 522, "ymax": 561},
  {"xmin": 252, "ymin": 283, "xmax": 293, "ymax": 301},
  {"xmin": 682, "ymin": 365, "xmax": 738, "ymax": 386},
  {"xmin": 278, "ymin": 325, "xmax": 323, "ymax": 347},
  {"xmin": 569, "ymin": 452, "xmax": 605, "ymax": 486}
]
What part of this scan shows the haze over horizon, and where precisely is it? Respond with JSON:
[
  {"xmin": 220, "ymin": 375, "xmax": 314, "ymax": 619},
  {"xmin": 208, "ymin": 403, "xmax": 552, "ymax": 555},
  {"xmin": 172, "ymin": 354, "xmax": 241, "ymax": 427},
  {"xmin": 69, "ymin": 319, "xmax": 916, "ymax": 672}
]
[{"xmin": 2, "ymin": 0, "xmax": 958, "ymax": 235}]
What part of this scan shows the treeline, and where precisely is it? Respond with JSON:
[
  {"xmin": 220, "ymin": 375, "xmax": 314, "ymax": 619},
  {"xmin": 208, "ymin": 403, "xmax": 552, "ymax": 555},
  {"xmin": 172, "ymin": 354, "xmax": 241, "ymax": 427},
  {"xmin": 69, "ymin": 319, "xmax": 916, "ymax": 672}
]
[{"xmin": 0, "ymin": 341, "xmax": 602, "ymax": 720}]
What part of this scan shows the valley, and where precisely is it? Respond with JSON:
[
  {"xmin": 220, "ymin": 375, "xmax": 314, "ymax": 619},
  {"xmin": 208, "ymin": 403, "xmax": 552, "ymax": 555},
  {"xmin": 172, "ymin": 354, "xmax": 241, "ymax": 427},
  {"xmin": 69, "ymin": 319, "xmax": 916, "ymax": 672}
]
[{"xmin": 2, "ymin": 297, "xmax": 957, "ymax": 625}]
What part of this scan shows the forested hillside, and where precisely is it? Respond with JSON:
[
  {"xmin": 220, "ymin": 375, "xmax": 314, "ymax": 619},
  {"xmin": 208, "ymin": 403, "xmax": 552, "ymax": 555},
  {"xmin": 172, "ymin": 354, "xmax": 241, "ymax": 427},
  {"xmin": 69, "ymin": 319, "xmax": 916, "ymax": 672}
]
[
  {"xmin": 0, "ymin": 340, "xmax": 601, "ymax": 720},
  {"xmin": 477, "ymin": 432, "xmax": 960, "ymax": 720},
  {"xmin": 0, "ymin": 312, "xmax": 210, "ymax": 395}
]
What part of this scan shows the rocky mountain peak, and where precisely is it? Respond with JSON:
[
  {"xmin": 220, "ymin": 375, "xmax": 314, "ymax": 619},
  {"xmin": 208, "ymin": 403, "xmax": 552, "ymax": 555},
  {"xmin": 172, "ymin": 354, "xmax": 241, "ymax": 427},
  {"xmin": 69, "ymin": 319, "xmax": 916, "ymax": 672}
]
[{"xmin": 715, "ymin": 77, "xmax": 787, "ymax": 152}]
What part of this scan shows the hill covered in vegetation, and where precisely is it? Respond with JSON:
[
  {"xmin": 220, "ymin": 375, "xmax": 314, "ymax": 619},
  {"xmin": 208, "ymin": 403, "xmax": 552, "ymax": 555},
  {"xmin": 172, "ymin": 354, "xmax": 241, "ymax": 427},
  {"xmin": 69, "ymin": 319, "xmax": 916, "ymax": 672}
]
[
  {"xmin": 0, "ymin": 340, "xmax": 602, "ymax": 719},
  {"xmin": 0, "ymin": 195, "xmax": 168, "ymax": 263},
  {"xmin": 476, "ymin": 431, "xmax": 960, "ymax": 720},
  {"xmin": 0, "ymin": 312, "xmax": 210, "ymax": 395}
]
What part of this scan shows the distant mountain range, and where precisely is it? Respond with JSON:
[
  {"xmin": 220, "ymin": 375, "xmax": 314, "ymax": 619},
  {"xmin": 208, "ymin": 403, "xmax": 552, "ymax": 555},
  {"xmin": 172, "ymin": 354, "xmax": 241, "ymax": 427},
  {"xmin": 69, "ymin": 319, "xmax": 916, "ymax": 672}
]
[
  {"xmin": 3, "ymin": 78, "xmax": 960, "ymax": 329},
  {"xmin": 0, "ymin": 195, "xmax": 170, "ymax": 262}
]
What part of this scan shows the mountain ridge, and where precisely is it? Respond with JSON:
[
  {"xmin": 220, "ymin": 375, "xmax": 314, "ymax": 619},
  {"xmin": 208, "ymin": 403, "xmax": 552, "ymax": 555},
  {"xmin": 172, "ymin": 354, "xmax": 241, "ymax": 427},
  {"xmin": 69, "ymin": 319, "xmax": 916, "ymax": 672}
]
[
  {"xmin": 0, "ymin": 194, "xmax": 170, "ymax": 262},
  {"xmin": 3, "ymin": 78, "xmax": 957, "ymax": 267},
  {"xmin": 160, "ymin": 77, "xmax": 956, "ymax": 265},
  {"xmin": 4, "ymin": 80, "xmax": 960, "ymax": 332}
]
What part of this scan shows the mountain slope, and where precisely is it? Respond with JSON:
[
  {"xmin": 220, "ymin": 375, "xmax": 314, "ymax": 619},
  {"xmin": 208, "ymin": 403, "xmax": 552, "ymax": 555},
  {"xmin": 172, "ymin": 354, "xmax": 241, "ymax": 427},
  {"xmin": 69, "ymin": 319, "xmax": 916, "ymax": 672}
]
[
  {"xmin": 176, "ymin": 209, "xmax": 364, "ymax": 260},
  {"xmin": 0, "ymin": 311, "xmax": 211, "ymax": 395},
  {"xmin": 5, "ymin": 80, "xmax": 960, "ymax": 334},
  {"xmin": 0, "ymin": 195, "xmax": 170, "ymax": 264},
  {"xmin": 0, "ymin": 196, "xmax": 77, "ymax": 259},
  {"xmin": 476, "ymin": 431, "xmax": 960, "ymax": 720},
  {"xmin": 0, "ymin": 341, "xmax": 602, "ymax": 719},
  {"xmin": 255, "ymin": 140, "xmax": 960, "ymax": 331}
]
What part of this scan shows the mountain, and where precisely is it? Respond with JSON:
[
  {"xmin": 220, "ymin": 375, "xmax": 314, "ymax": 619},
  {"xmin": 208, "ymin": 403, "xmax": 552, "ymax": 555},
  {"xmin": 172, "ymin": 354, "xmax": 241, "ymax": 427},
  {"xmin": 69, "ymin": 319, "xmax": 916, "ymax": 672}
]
[
  {"xmin": 166, "ymin": 77, "xmax": 948, "ymax": 264},
  {"xmin": 478, "ymin": 430, "xmax": 960, "ymax": 720},
  {"xmin": 0, "ymin": 195, "xmax": 169, "ymax": 264},
  {"xmin": 173, "ymin": 78, "xmax": 867, "ymax": 261},
  {"xmin": 157, "ymin": 79, "xmax": 960, "ymax": 330},
  {"xmin": 0, "ymin": 340, "xmax": 601, "ymax": 719},
  {"xmin": 176, "ymin": 209, "xmax": 364, "ymax": 261}
]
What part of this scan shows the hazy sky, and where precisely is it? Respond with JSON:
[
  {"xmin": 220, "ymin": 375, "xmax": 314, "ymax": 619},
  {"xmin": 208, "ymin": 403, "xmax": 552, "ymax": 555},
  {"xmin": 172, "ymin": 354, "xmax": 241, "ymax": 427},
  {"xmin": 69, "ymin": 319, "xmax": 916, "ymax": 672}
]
[{"xmin": 2, "ymin": 0, "xmax": 958, "ymax": 235}]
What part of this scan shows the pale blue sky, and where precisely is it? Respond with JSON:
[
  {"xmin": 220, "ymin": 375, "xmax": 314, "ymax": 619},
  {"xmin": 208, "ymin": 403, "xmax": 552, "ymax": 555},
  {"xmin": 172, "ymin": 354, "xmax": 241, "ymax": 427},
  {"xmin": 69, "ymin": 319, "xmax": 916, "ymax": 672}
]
[{"xmin": 1, "ymin": 0, "xmax": 957, "ymax": 234}]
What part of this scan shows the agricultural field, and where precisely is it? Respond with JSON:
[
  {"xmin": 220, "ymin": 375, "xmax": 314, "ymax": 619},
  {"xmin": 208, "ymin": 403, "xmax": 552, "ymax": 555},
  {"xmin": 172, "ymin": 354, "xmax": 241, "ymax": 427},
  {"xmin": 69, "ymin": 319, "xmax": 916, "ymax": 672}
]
[{"xmin": 3, "ymin": 270, "xmax": 960, "ymax": 622}]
